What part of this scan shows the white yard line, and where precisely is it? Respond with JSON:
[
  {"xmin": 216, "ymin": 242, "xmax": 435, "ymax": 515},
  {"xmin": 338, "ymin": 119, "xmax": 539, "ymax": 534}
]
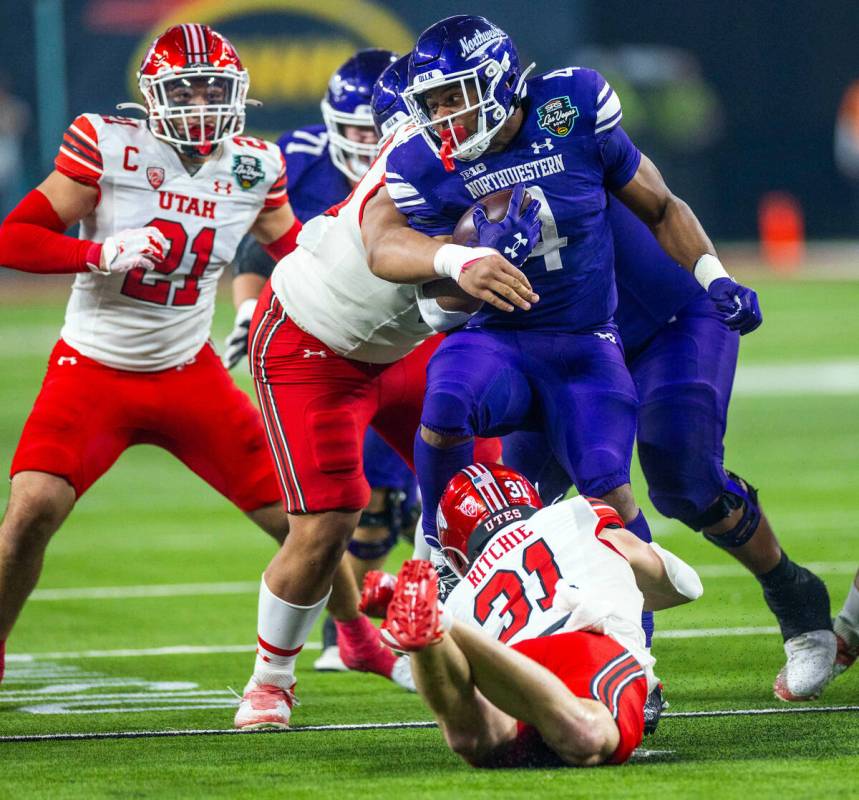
[
  {"xmin": 28, "ymin": 560, "xmax": 857, "ymax": 603},
  {"xmin": 30, "ymin": 581, "xmax": 259, "ymax": 601},
  {"xmin": 733, "ymin": 360, "xmax": 859, "ymax": 396},
  {"xmin": 2, "ymin": 624, "xmax": 803, "ymax": 662},
  {"xmin": 0, "ymin": 707, "xmax": 857, "ymax": 743}
]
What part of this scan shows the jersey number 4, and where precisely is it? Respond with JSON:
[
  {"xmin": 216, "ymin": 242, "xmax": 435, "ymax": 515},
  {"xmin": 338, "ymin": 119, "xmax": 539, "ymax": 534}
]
[
  {"xmin": 473, "ymin": 539, "xmax": 562, "ymax": 643},
  {"xmin": 121, "ymin": 218, "xmax": 215, "ymax": 307}
]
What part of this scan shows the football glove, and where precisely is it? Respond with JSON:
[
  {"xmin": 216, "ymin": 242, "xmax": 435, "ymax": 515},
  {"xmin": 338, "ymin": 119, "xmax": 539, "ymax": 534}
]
[
  {"xmin": 222, "ymin": 298, "xmax": 258, "ymax": 371},
  {"xmin": 472, "ymin": 183, "xmax": 542, "ymax": 267},
  {"xmin": 707, "ymin": 277, "xmax": 763, "ymax": 335},
  {"xmin": 91, "ymin": 226, "xmax": 168, "ymax": 274}
]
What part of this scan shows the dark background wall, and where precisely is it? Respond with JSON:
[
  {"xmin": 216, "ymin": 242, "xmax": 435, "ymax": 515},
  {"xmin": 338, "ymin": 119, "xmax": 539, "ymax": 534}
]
[{"xmin": 1, "ymin": 0, "xmax": 857, "ymax": 238}]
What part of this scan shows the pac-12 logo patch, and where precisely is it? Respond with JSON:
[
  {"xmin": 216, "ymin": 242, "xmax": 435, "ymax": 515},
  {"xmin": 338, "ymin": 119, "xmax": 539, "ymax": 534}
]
[
  {"xmin": 536, "ymin": 96, "xmax": 579, "ymax": 137},
  {"xmin": 232, "ymin": 155, "xmax": 265, "ymax": 190},
  {"xmin": 146, "ymin": 166, "xmax": 165, "ymax": 189}
]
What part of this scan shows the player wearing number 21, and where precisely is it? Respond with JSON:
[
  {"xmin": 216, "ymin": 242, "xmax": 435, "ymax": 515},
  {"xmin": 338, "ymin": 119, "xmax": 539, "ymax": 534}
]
[{"xmin": 0, "ymin": 25, "xmax": 302, "ymax": 681}]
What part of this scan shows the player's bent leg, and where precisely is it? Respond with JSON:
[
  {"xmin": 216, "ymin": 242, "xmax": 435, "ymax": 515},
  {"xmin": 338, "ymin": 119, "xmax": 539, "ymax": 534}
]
[
  {"xmin": 0, "ymin": 472, "xmax": 76, "ymax": 642},
  {"xmin": 245, "ymin": 502, "xmax": 289, "ymax": 545}
]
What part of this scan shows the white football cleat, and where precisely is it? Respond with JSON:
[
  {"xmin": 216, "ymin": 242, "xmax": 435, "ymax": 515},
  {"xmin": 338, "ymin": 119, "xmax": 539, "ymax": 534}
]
[
  {"xmin": 234, "ymin": 680, "xmax": 297, "ymax": 729},
  {"xmin": 313, "ymin": 645, "xmax": 349, "ymax": 672},
  {"xmin": 773, "ymin": 629, "xmax": 837, "ymax": 701},
  {"xmin": 389, "ymin": 655, "xmax": 416, "ymax": 693}
]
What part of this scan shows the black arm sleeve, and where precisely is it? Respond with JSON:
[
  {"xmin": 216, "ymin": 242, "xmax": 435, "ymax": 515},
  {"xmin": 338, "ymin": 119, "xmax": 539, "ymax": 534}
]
[{"xmin": 231, "ymin": 233, "xmax": 276, "ymax": 279}]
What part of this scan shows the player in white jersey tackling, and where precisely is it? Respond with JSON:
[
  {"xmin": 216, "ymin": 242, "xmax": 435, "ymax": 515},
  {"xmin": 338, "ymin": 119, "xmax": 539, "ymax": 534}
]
[
  {"xmin": 0, "ymin": 25, "xmax": 304, "ymax": 682},
  {"xmin": 231, "ymin": 114, "xmax": 521, "ymax": 726},
  {"xmin": 371, "ymin": 463, "xmax": 703, "ymax": 767}
]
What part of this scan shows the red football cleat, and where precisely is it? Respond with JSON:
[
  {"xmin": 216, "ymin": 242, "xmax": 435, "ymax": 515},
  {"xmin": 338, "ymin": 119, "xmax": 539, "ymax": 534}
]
[
  {"xmin": 381, "ymin": 560, "xmax": 445, "ymax": 652},
  {"xmin": 834, "ymin": 632, "xmax": 858, "ymax": 678},
  {"xmin": 360, "ymin": 570, "xmax": 397, "ymax": 617},
  {"xmin": 234, "ymin": 681, "xmax": 296, "ymax": 729}
]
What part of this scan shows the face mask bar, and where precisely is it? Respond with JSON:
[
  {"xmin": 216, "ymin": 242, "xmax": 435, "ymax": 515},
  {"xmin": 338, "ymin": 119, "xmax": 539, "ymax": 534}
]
[
  {"xmin": 403, "ymin": 62, "xmax": 508, "ymax": 163},
  {"xmin": 321, "ymin": 100, "xmax": 380, "ymax": 182},
  {"xmin": 440, "ymin": 544, "xmax": 470, "ymax": 579},
  {"xmin": 139, "ymin": 66, "xmax": 249, "ymax": 149}
]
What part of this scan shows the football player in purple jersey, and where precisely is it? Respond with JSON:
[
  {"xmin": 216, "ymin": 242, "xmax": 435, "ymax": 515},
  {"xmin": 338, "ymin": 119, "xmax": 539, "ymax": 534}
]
[
  {"xmin": 224, "ymin": 49, "xmax": 418, "ymax": 678},
  {"xmin": 506, "ymin": 198, "xmax": 835, "ymax": 706},
  {"xmin": 360, "ymin": 15, "xmax": 761, "ymax": 657}
]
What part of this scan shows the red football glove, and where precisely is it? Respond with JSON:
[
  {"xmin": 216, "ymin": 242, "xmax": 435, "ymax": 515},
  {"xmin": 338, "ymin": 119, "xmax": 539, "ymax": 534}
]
[{"xmin": 360, "ymin": 570, "xmax": 398, "ymax": 618}]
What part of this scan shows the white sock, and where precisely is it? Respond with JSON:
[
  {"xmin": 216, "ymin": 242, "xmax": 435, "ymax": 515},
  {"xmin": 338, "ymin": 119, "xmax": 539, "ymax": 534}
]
[
  {"xmin": 411, "ymin": 515, "xmax": 430, "ymax": 560},
  {"xmin": 251, "ymin": 575, "xmax": 330, "ymax": 688}
]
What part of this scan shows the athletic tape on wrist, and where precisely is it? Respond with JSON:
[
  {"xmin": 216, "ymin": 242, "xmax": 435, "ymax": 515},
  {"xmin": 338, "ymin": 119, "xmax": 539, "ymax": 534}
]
[
  {"xmin": 693, "ymin": 254, "xmax": 730, "ymax": 291},
  {"xmin": 433, "ymin": 244, "xmax": 497, "ymax": 284}
]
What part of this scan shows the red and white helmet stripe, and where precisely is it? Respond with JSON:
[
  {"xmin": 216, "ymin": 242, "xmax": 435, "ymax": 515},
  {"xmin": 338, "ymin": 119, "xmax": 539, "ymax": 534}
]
[{"xmin": 180, "ymin": 23, "xmax": 210, "ymax": 64}]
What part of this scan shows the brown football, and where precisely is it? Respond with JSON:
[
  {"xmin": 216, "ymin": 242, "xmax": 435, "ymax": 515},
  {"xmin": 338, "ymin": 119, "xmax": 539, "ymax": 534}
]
[{"xmin": 451, "ymin": 187, "xmax": 533, "ymax": 247}]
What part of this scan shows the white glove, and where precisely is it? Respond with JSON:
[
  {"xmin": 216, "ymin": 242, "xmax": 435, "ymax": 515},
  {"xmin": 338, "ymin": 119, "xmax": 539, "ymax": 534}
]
[
  {"xmin": 90, "ymin": 227, "xmax": 169, "ymax": 274},
  {"xmin": 222, "ymin": 298, "xmax": 258, "ymax": 370},
  {"xmin": 649, "ymin": 542, "xmax": 704, "ymax": 601}
]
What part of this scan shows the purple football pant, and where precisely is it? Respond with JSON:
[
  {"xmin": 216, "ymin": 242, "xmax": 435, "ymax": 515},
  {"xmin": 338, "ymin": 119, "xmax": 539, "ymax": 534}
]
[{"xmin": 418, "ymin": 326, "xmax": 638, "ymax": 544}]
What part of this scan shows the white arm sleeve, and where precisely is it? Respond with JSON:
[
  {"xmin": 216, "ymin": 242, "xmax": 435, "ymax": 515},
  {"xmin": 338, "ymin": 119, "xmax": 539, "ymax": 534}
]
[
  {"xmin": 649, "ymin": 542, "xmax": 704, "ymax": 601},
  {"xmin": 415, "ymin": 283, "xmax": 477, "ymax": 333}
]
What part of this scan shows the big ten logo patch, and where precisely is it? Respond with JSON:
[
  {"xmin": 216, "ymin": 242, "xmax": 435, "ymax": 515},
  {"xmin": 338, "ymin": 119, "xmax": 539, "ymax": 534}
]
[{"xmin": 129, "ymin": 1, "xmax": 414, "ymax": 140}]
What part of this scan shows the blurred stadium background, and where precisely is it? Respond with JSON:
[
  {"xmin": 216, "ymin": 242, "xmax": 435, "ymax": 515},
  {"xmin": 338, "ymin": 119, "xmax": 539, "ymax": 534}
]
[{"xmin": 0, "ymin": 1, "xmax": 857, "ymax": 796}]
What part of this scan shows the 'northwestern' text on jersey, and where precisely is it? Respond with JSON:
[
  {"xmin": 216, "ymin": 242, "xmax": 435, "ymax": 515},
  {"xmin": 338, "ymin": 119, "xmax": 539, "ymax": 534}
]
[{"xmin": 385, "ymin": 68, "xmax": 641, "ymax": 333}]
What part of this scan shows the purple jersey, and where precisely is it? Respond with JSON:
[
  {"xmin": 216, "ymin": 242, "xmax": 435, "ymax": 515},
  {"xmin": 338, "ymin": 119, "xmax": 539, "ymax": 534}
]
[
  {"xmin": 386, "ymin": 68, "xmax": 641, "ymax": 332},
  {"xmin": 609, "ymin": 198, "xmax": 704, "ymax": 353},
  {"xmin": 277, "ymin": 124, "xmax": 352, "ymax": 222}
]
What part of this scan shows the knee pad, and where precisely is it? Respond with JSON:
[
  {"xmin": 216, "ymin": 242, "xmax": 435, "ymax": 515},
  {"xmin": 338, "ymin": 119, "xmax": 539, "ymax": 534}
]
[
  {"xmin": 421, "ymin": 383, "xmax": 475, "ymax": 439},
  {"xmin": 697, "ymin": 472, "xmax": 762, "ymax": 548},
  {"xmin": 353, "ymin": 488, "xmax": 408, "ymax": 558},
  {"xmin": 347, "ymin": 528, "xmax": 398, "ymax": 561}
]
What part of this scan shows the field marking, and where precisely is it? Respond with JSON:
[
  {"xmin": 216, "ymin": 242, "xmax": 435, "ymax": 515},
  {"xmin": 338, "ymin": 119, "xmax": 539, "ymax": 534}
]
[
  {"xmin": 1, "ymin": 706, "xmax": 857, "ymax": 743},
  {"xmin": 733, "ymin": 360, "xmax": 859, "ymax": 396},
  {"xmin": 25, "ymin": 560, "xmax": 859, "ymax": 604},
  {"xmin": 5, "ymin": 624, "xmax": 806, "ymax": 663},
  {"xmin": 31, "ymin": 581, "xmax": 259, "ymax": 601}
]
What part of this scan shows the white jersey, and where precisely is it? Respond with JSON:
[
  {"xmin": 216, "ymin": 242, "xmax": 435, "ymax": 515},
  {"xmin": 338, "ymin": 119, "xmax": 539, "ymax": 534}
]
[
  {"xmin": 271, "ymin": 125, "xmax": 433, "ymax": 364},
  {"xmin": 55, "ymin": 113, "xmax": 286, "ymax": 371},
  {"xmin": 444, "ymin": 495, "xmax": 655, "ymax": 687}
]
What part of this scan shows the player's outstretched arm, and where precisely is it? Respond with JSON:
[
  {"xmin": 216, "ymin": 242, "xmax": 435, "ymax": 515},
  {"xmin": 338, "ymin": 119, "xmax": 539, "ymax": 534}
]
[
  {"xmin": 614, "ymin": 155, "xmax": 762, "ymax": 335},
  {"xmin": 601, "ymin": 527, "xmax": 703, "ymax": 611},
  {"xmin": 0, "ymin": 171, "xmax": 167, "ymax": 275},
  {"xmin": 362, "ymin": 188, "xmax": 538, "ymax": 313}
]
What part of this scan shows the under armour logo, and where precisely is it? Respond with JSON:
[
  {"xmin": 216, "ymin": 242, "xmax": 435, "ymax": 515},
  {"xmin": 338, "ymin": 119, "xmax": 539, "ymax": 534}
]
[
  {"xmin": 303, "ymin": 349, "xmax": 328, "ymax": 358},
  {"xmin": 594, "ymin": 331, "xmax": 617, "ymax": 344},
  {"xmin": 531, "ymin": 138, "xmax": 554, "ymax": 154},
  {"xmin": 213, "ymin": 180, "xmax": 233, "ymax": 195},
  {"xmin": 503, "ymin": 232, "xmax": 529, "ymax": 259},
  {"xmin": 57, "ymin": 356, "xmax": 78, "ymax": 366}
]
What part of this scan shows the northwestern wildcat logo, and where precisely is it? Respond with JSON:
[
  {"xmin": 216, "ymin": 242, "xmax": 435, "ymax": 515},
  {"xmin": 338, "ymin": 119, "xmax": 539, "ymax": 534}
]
[
  {"xmin": 537, "ymin": 96, "xmax": 579, "ymax": 137},
  {"xmin": 232, "ymin": 155, "xmax": 265, "ymax": 190},
  {"xmin": 146, "ymin": 166, "xmax": 164, "ymax": 189},
  {"xmin": 459, "ymin": 26, "xmax": 504, "ymax": 59}
]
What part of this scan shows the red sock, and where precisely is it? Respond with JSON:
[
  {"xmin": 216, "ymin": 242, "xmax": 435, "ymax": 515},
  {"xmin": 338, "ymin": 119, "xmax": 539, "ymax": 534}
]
[
  {"xmin": 335, "ymin": 615, "xmax": 396, "ymax": 677},
  {"xmin": 0, "ymin": 640, "xmax": 6, "ymax": 684}
]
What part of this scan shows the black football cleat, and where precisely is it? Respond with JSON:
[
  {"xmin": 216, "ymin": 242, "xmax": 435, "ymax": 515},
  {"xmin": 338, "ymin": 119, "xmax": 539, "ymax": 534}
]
[{"xmin": 643, "ymin": 682, "xmax": 667, "ymax": 735}]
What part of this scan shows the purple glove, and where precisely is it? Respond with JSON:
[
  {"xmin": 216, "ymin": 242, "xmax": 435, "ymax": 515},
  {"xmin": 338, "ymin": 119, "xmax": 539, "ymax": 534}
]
[
  {"xmin": 472, "ymin": 183, "xmax": 542, "ymax": 267},
  {"xmin": 707, "ymin": 277, "xmax": 763, "ymax": 335}
]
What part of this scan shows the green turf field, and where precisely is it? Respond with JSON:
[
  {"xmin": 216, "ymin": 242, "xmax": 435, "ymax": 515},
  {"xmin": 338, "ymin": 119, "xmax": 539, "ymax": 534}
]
[{"xmin": 0, "ymin": 278, "xmax": 857, "ymax": 798}]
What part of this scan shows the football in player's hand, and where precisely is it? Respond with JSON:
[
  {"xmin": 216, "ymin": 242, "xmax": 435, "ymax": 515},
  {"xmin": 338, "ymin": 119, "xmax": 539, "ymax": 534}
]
[
  {"xmin": 421, "ymin": 277, "xmax": 482, "ymax": 313},
  {"xmin": 452, "ymin": 187, "xmax": 533, "ymax": 247}
]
